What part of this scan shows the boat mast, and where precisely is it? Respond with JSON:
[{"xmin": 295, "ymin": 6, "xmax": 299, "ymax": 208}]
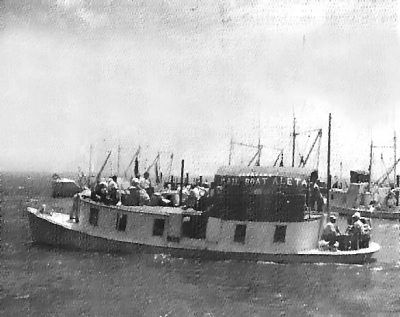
[
  {"xmin": 327, "ymin": 113, "xmax": 331, "ymax": 217},
  {"xmin": 117, "ymin": 143, "xmax": 121, "ymax": 177},
  {"xmin": 228, "ymin": 137, "xmax": 233, "ymax": 166},
  {"xmin": 88, "ymin": 144, "xmax": 93, "ymax": 187},
  {"xmin": 292, "ymin": 116, "xmax": 296, "ymax": 167},
  {"xmin": 179, "ymin": 159, "xmax": 184, "ymax": 206},
  {"xmin": 256, "ymin": 117, "xmax": 261, "ymax": 166},
  {"xmin": 368, "ymin": 140, "xmax": 373, "ymax": 191},
  {"xmin": 394, "ymin": 131, "xmax": 397, "ymax": 186},
  {"xmin": 124, "ymin": 146, "xmax": 141, "ymax": 178},
  {"xmin": 95, "ymin": 150, "xmax": 112, "ymax": 186}
]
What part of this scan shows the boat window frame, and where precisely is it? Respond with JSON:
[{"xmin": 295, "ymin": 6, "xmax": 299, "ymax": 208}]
[
  {"xmin": 89, "ymin": 207, "xmax": 99, "ymax": 226},
  {"xmin": 273, "ymin": 225, "xmax": 287, "ymax": 243},
  {"xmin": 116, "ymin": 213, "xmax": 128, "ymax": 232},
  {"xmin": 181, "ymin": 215, "xmax": 207, "ymax": 240},
  {"xmin": 234, "ymin": 224, "xmax": 247, "ymax": 243},
  {"xmin": 152, "ymin": 218, "xmax": 165, "ymax": 236}
]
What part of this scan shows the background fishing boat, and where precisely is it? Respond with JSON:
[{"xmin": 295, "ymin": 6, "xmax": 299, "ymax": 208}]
[{"xmin": 331, "ymin": 134, "xmax": 400, "ymax": 220}]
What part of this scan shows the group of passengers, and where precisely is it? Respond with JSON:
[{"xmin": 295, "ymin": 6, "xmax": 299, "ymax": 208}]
[
  {"xmin": 89, "ymin": 172, "xmax": 211, "ymax": 210},
  {"xmin": 90, "ymin": 172, "xmax": 152, "ymax": 206},
  {"xmin": 149, "ymin": 182, "xmax": 211, "ymax": 210},
  {"xmin": 320, "ymin": 212, "xmax": 371, "ymax": 251}
]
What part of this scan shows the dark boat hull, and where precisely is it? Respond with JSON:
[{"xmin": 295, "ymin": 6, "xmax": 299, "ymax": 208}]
[{"xmin": 28, "ymin": 211, "xmax": 379, "ymax": 264}]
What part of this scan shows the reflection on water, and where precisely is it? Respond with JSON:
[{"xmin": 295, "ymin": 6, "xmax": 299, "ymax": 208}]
[{"xmin": 1, "ymin": 195, "xmax": 400, "ymax": 316}]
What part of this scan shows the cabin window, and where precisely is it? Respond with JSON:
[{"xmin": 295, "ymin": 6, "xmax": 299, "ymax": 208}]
[
  {"xmin": 116, "ymin": 213, "xmax": 127, "ymax": 232},
  {"xmin": 153, "ymin": 218, "xmax": 165, "ymax": 236},
  {"xmin": 182, "ymin": 215, "xmax": 207, "ymax": 239},
  {"xmin": 89, "ymin": 207, "xmax": 99, "ymax": 226},
  {"xmin": 273, "ymin": 225, "xmax": 287, "ymax": 243},
  {"xmin": 234, "ymin": 224, "xmax": 246, "ymax": 243}
]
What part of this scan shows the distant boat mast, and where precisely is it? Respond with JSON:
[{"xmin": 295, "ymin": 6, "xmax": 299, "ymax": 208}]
[
  {"xmin": 394, "ymin": 131, "xmax": 397, "ymax": 186},
  {"xmin": 327, "ymin": 113, "xmax": 332, "ymax": 218},
  {"xmin": 292, "ymin": 115, "xmax": 297, "ymax": 167},
  {"xmin": 117, "ymin": 143, "xmax": 121, "ymax": 177},
  {"xmin": 88, "ymin": 144, "xmax": 93, "ymax": 186}
]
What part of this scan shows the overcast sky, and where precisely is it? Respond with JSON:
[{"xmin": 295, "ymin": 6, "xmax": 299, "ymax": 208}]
[{"xmin": 1, "ymin": 0, "xmax": 399, "ymax": 181}]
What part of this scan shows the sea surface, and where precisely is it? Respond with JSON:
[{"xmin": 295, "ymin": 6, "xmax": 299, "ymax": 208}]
[{"xmin": 1, "ymin": 173, "xmax": 400, "ymax": 316}]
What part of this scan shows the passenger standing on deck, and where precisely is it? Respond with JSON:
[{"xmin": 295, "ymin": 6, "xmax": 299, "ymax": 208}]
[
  {"xmin": 350, "ymin": 212, "xmax": 364, "ymax": 250},
  {"xmin": 140, "ymin": 172, "xmax": 153, "ymax": 196},
  {"xmin": 310, "ymin": 180, "xmax": 324, "ymax": 212},
  {"xmin": 359, "ymin": 217, "xmax": 372, "ymax": 248},
  {"xmin": 108, "ymin": 175, "xmax": 119, "ymax": 205}
]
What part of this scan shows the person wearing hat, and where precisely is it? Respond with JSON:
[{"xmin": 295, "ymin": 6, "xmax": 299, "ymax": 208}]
[
  {"xmin": 321, "ymin": 215, "xmax": 341, "ymax": 249},
  {"xmin": 126, "ymin": 177, "xmax": 150, "ymax": 206},
  {"xmin": 124, "ymin": 178, "xmax": 140, "ymax": 206},
  {"xmin": 108, "ymin": 176, "xmax": 119, "ymax": 205},
  {"xmin": 349, "ymin": 212, "xmax": 364, "ymax": 250},
  {"xmin": 352, "ymin": 212, "xmax": 363, "ymax": 230},
  {"xmin": 90, "ymin": 181, "xmax": 111, "ymax": 205}
]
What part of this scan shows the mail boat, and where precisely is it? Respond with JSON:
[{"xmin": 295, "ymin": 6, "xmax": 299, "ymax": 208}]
[{"xmin": 27, "ymin": 166, "xmax": 380, "ymax": 264}]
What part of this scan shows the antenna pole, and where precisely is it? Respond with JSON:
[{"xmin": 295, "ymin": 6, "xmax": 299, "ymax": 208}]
[
  {"xmin": 292, "ymin": 116, "xmax": 296, "ymax": 167},
  {"xmin": 327, "ymin": 113, "xmax": 331, "ymax": 217},
  {"xmin": 179, "ymin": 159, "xmax": 184, "ymax": 206},
  {"xmin": 88, "ymin": 144, "xmax": 93, "ymax": 187},
  {"xmin": 256, "ymin": 117, "xmax": 261, "ymax": 166},
  {"xmin": 256, "ymin": 138, "xmax": 261, "ymax": 166},
  {"xmin": 369, "ymin": 140, "xmax": 373, "ymax": 191},
  {"xmin": 394, "ymin": 131, "xmax": 397, "ymax": 186},
  {"xmin": 117, "ymin": 143, "xmax": 121, "ymax": 177},
  {"xmin": 228, "ymin": 137, "xmax": 233, "ymax": 166}
]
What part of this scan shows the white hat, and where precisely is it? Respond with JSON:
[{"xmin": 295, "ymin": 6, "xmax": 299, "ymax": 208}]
[{"xmin": 352, "ymin": 212, "xmax": 361, "ymax": 219}]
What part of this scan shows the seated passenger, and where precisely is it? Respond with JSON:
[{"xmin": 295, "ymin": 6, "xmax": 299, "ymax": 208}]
[
  {"xmin": 386, "ymin": 191, "xmax": 396, "ymax": 208},
  {"xmin": 149, "ymin": 193, "xmax": 162, "ymax": 206},
  {"xmin": 127, "ymin": 178, "xmax": 150, "ymax": 206},
  {"xmin": 108, "ymin": 175, "xmax": 118, "ymax": 191},
  {"xmin": 91, "ymin": 182, "xmax": 110, "ymax": 204},
  {"xmin": 123, "ymin": 178, "xmax": 140, "ymax": 206},
  {"xmin": 138, "ymin": 187, "xmax": 150, "ymax": 206},
  {"xmin": 187, "ymin": 185, "xmax": 200, "ymax": 209},
  {"xmin": 321, "ymin": 215, "xmax": 341, "ymax": 250}
]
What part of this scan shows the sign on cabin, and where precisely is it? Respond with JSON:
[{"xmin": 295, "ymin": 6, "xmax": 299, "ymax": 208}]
[{"xmin": 215, "ymin": 175, "xmax": 308, "ymax": 188}]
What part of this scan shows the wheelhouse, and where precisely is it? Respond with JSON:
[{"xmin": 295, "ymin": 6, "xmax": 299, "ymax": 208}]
[{"xmin": 210, "ymin": 165, "xmax": 316, "ymax": 222}]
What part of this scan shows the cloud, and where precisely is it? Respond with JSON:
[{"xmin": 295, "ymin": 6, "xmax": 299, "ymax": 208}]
[{"xmin": 0, "ymin": 1, "xmax": 399, "ymax": 178}]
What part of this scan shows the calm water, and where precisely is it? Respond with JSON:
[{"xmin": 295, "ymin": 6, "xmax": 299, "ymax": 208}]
[{"xmin": 1, "ymin": 193, "xmax": 400, "ymax": 316}]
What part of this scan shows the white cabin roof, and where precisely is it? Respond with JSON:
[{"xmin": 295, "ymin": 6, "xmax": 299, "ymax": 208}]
[
  {"xmin": 53, "ymin": 178, "xmax": 77, "ymax": 184},
  {"xmin": 215, "ymin": 165, "xmax": 315, "ymax": 179}
]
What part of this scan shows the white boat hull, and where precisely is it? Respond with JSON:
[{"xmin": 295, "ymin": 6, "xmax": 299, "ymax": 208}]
[
  {"xmin": 331, "ymin": 205, "xmax": 400, "ymax": 220},
  {"xmin": 27, "ymin": 207, "xmax": 380, "ymax": 264}
]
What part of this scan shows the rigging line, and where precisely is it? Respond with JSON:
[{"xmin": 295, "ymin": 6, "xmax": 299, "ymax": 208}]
[{"xmin": 316, "ymin": 134, "xmax": 322, "ymax": 171}]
